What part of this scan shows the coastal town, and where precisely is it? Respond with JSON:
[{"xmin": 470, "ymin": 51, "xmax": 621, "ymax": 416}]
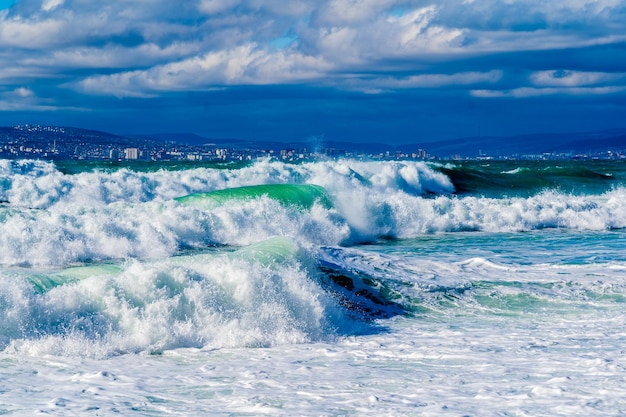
[
  {"xmin": 0, "ymin": 125, "xmax": 430, "ymax": 162},
  {"xmin": 1, "ymin": 124, "xmax": 624, "ymax": 162}
]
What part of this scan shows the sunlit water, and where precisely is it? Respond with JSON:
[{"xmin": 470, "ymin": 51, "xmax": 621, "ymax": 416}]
[{"xmin": 1, "ymin": 158, "xmax": 625, "ymax": 415}]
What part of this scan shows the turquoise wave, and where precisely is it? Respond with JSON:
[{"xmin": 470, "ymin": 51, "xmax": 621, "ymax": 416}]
[
  {"xmin": 175, "ymin": 184, "xmax": 333, "ymax": 210},
  {"xmin": 27, "ymin": 264, "xmax": 122, "ymax": 293}
]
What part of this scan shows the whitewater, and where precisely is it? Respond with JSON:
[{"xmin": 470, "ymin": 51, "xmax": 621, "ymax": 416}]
[{"xmin": 1, "ymin": 157, "xmax": 625, "ymax": 415}]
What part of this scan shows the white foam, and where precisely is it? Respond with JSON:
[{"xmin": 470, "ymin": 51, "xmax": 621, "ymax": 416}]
[
  {"xmin": 0, "ymin": 159, "xmax": 455, "ymax": 209},
  {"xmin": 1, "ymin": 243, "xmax": 348, "ymax": 357},
  {"xmin": 1, "ymin": 160, "xmax": 625, "ymax": 266},
  {"xmin": 2, "ymin": 295, "xmax": 626, "ymax": 416},
  {"xmin": 2, "ymin": 159, "xmax": 626, "ymax": 415}
]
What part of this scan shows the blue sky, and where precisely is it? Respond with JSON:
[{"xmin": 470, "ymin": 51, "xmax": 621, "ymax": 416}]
[{"xmin": 0, "ymin": 0, "xmax": 625, "ymax": 144}]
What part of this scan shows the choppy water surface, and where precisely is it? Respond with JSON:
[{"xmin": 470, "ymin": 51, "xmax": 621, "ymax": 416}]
[{"xmin": 1, "ymin": 158, "xmax": 625, "ymax": 415}]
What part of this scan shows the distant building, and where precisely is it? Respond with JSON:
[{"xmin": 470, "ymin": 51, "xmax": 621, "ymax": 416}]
[
  {"xmin": 124, "ymin": 148, "xmax": 139, "ymax": 160},
  {"xmin": 216, "ymin": 149, "xmax": 228, "ymax": 160}
]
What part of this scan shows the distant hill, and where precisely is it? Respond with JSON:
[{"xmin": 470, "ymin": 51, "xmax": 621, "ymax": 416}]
[
  {"xmin": 398, "ymin": 129, "xmax": 626, "ymax": 157},
  {"xmin": 134, "ymin": 132, "xmax": 243, "ymax": 147},
  {"xmin": 2, "ymin": 125, "xmax": 625, "ymax": 158},
  {"xmin": 1, "ymin": 125, "xmax": 159, "ymax": 147},
  {"xmin": 136, "ymin": 132, "xmax": 393, "ymax": 154},
  {"xmin": 560, "ymin": 132, "xmax": 626, "ymax": 154}
]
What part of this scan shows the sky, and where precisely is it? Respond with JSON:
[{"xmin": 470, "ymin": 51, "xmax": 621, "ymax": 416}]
[{"xmin": 0, "ymin": 0, "xmax": 625, "ymax": 144}]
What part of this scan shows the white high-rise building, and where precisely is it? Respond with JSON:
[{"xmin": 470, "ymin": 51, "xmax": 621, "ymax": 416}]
[{"xmin": 124, "ymin": 148, "xmax": 139, "ymax": 160}]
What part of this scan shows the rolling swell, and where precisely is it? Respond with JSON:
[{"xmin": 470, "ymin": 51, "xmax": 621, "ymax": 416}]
[
  {"xmin": 175, "ymin": 184, "xmax": 333, "ymax": 210},
  {"xmin": 440, "ymin": 161, "xmax": 619, "ymax": 197}
]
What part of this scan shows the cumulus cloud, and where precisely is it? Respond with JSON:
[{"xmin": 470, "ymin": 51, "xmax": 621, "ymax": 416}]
[
  {"xmin": 41, "ymin": 0, "xmax": 64, "ymax": 12},
  {"xmin": 0, "ymin": 10, "xmax": 67, "ymax": 48},
  {"xmin": 71, "ymin": 2, "xmax": 473, "ymax": 97},
  {"xmin": 0, "ymin": 0, "xmax": 625, "ymax": 102},
  {"xmin": 76, "ymin": 43, "xmax": 332, "ymax": 97},
  {"xmin": 314, "ymin": 0, "xmax": 397, "ymax": 25}
]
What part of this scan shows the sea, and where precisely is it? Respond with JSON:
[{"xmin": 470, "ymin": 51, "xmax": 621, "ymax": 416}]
[{"xmin": 0, "ymin": 157, "xmax": 625, "ymax": 416}]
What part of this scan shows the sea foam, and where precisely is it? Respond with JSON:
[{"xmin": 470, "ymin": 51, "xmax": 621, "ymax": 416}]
[
  {"xmin": 1, "ymin": 238, "xmax": 349, "ymax": 357},
  {"xmin": 1, "ymin": 159, "xmax": 625, "ymax": 266}
]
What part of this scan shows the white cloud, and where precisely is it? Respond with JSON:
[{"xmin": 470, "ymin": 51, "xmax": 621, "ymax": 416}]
[
  {"xmin": 42, "ymin": 0, "xmax": 64, "ymax": 12},
  {"xmin": 315, "ymin": 0, "xmax": 396, "ymax": 25},
  {"xmin": 465, "ymin": 29, "xmax": 626, "ymax": 54},
  {"xmin": 347, "ymin": 70, "xmax": 503, "ymax": 93},
  {"xmin": 76, "ymin": 44, "xmax": 333, "ymax": 97},
  {"xmin": 534, "ymin": 0, "xmax": 623, "ymax": 17},
  {"xmin": 198, "ymin": 0, "xmax": 241, "ymax": 14},
  {"xmin": 307, "ymin": 5, "xmax": 465, "ymax": 66},
  {"xmin": 471, "ymin": 85, "xmax": 626, "ymax": 98},
  {"xmin": 390, "ymin": 6, "xmax": 439, "ymax": 47},
  {"xmin": 0, "ymin": 87, "xmax": 82, "ymax": 111},
  {"xmin": 22, "ymin": 41, "xmax": 204, "ymax": 69},
  {"xmin": 0, "ymin": 0, "xmax": 626, "ymax": 100},
  {"xmin": 0, "ymin": 101, "xmax": 54, "ymax": 111},
  {"xmin": 12, "ymin": 87, "xmax": 35, "ymax": 97},
  {"xmin": 0, "ymin": 12, "xmax": 67, "ymax": 48},
  {"xmin": 470, "ymin": 69, "xmax": 626, "ymax": 99},
  {"xmin": 0, "ymin": 65, "xmax": 48, "ymax": 81},
  {"xmin": 530, "ymin": 70, "xmax": 625, "ymax": 87}
]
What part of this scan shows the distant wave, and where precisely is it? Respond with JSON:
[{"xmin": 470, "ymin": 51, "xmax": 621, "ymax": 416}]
[{"xmin": 440, "ymin": 160, "xmax": 619, "ymax": 197}]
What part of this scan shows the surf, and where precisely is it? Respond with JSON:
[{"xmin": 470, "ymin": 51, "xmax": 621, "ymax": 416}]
[
  {"xmin": 175, "ymin": 183, "xmax": 333, "ymax": 210},
  {"xmin": 439, "ymin": 160, "xmax": 620, "ymax": 197}
]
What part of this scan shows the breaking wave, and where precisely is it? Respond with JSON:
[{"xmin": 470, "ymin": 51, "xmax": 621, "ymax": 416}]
[{"xmin": 1, "ymin": 159, "xmax": 625, "ymax": 267}]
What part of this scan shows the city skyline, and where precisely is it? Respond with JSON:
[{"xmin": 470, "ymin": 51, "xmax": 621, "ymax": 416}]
[
  {"xmin": 0, "ymin": 1, "xmax": 625, "ymax": 144},
  {"xmin": 2, "ymin": 123, "xmax": 624, "ymax": 161}
]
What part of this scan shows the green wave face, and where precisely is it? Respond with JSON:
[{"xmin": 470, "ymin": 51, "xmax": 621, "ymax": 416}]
[
  {"xmin": 175, "ymin": 184, "xmax": 333, "ymax": 210},
  {"xmin": 231, "ymin": 236, "xmax": 302, "ymax": 267},
  {"xmin": 28, "ymin": 264, "xmax": 122, "ymax": 293},
  {"xmin": 26, "ymin": 238, "xmax": 299, "ymax": 294},
  {"xmin": 170, "ymin": 236, "xmax": 304, "ymax": 268}
]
